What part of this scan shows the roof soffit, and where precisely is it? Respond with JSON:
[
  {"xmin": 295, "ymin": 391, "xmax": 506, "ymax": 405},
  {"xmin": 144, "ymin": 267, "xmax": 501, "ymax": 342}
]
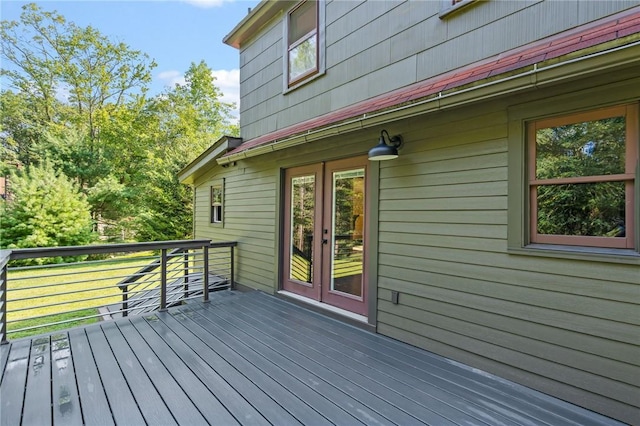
[
  {"xmin": 223, "ymin": 0, "xmax": 297, "ymax": 49},
  {"xmin": 179, "ymin": 136, "xmax": 242, "ymax": 184}
]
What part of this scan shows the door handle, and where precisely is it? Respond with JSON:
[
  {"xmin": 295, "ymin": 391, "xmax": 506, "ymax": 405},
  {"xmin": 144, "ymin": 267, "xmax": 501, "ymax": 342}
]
[{"xmin": 322, "ymin": 239, "xmax": 328, "ymax": 244}]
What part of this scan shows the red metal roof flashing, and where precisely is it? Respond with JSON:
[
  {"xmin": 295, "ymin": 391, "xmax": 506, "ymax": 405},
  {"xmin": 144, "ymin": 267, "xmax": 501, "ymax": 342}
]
[{"xmin": 225, "ymin": 6, "xmax": 640, "ymax": 158}]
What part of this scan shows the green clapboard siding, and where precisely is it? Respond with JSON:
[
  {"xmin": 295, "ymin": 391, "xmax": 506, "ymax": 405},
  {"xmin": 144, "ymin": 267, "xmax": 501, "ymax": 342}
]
[
  {"xmin": 190, "ymin": 72, "xmax": 639, "ymax": 423},
  {"xmin": 375, "ymin": 95, "xmax": 639, "ymax": 424}
]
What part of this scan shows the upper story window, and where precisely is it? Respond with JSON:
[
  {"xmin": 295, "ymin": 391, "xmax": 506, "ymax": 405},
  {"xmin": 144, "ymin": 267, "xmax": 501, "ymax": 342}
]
[
  {"xmin": 440, "ymin": 0, "xmax": 480, "ymax": 18},
  {"xmin": 210, "ymin": 184, "xmax": 224, "ymax": 225},
  {"xmin": 285, "ymin": 0, "xmax": 324, "ymax": 90},
  {"xmin": 528, "ymin": 104, "xmax": 637, "ymax": 249}
]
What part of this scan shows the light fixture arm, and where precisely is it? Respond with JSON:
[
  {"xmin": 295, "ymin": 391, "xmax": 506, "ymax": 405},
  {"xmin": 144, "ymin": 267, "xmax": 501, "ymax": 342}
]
[{"xmin": 380, "ymin": 130, "xmax": 403, "ymax": 150}]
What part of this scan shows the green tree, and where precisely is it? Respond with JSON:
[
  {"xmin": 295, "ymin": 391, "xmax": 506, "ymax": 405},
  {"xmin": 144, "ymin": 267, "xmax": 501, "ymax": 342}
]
[
  {"xmin": 1, "ymin": 3, "xmax": 155, "ymax": 187},
  {"xmin": 135, "ymin": 61, "xmax": 237, "ymax": 241},
  {"xmin": 1, "ymin": 163, "xmax": 95, "ymax": 253}
]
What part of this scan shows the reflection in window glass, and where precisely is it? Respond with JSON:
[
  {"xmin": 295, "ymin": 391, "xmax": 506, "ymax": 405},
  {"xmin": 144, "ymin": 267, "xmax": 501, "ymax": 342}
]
[
  {"xmin": 537, "ymin": 182, "xmax": 625, "ymax": 237},
  {"xmin": 290, "ymin": 175, "xmax": 315, "ymax": 283},
  {"xmin": 331, "ymin": 169, "xmax": 365, "ymax": 297},
  {"xmin": 529, "ymin": 104, "xmax": 635, "ymax": 249},
  {"xmin": 287, "ymin": 0, "xmax": 318, "ymax": 85},
  {"xmin": 535, "ymin": 116, "xmax": 625, "ymax": 180},
  {"xmin": 289, "ymin": 36, "xmax": 317, "ymax": 82},
  {"xmin": 210, "ymin": 185, "xmax": 223, "ymax": 224}
]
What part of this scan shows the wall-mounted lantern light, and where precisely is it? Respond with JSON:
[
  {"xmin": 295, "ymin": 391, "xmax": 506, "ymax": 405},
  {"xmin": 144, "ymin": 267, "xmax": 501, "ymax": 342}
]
[{"xmin": 368, "ymin": 129, "xmax": 403, "ymax": 161}]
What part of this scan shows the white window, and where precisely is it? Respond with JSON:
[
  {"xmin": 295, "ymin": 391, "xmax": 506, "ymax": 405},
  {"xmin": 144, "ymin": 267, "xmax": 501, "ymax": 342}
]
[{"xmin": 210, "ymin": 184, "xmax": 223, "ymax": 224}]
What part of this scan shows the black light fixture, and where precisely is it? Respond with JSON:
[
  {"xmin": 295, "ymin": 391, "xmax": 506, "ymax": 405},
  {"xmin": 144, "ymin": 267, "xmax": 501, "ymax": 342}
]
[{"xmin": 368, "ymin": 129, "xmax": 403, "ymax": 161}]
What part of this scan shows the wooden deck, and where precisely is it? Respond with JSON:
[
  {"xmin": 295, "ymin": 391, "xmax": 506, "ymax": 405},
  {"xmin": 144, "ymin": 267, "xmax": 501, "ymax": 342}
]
[{"xmin": 0, "ymin": 290, "xmax": 622, "ymax": 426}]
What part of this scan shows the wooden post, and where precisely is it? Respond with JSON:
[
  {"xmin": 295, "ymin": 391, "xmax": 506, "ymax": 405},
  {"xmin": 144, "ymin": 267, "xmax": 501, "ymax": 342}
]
[
  {"xmin": 203, "ymin": 245, "xmax": 209, "ymax": 303},
  {"xmin": 160, "ymin": 249, "xmax": 167, "ymax": 311}
]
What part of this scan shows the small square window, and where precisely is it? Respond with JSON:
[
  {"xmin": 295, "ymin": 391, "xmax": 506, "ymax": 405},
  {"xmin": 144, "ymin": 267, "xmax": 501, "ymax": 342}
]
[
  {"xmin": 527, "ymin": 104, "xmax": 637, "ymax": 249},
  {"xmin": 210, "ymin": 185, "xmax": 223, "ymax": 224}
]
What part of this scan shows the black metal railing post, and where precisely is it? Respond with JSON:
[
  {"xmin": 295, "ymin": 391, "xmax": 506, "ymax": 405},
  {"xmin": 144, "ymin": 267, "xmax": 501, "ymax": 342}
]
[
  {"xmin": 203, "ymin": 245, "xmax": 210, "ymax": 303},
  {"xmin": 230, "ymin": 244, "xmax": 235, "ymax": 290},
  {"xmin": 160, "ymin": 249, "xmax": 167, "ymax": 311},
  {"xmin": 0, "ymin": 252, "xmax": 9, "ymax": 345},
  {"xmin": 122, "ymin": 285, "xmax": 129, "ymax": 317},
  {"xmin": 183, "ymin": 251, "xmax": 190, "ymax": 299}
]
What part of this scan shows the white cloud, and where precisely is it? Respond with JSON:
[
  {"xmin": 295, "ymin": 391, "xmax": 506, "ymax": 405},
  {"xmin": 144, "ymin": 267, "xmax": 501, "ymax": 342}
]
[
  {"xmin": 211, "ymin": 69, "xmax": 239, "ymax": 104},
  {"xmin": 156, "ymin": 68, "xmax": 240, "ymax": 122},
  {"xmin": 157, "ymin": 70, "xmax": 185, "ymax": 88},
  {"xmin": 180, "ymin": 0, "xmax": 231, "ymax": 9}
]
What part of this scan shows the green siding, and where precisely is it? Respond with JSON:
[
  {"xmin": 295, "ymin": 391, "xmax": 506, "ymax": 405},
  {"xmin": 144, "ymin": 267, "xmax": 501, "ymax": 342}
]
[
  {"xmin": 237, "ymin": 0, "xmax": 639, "ymax": 141},
  {"xmin": 374, "ymin": 88, "xmax": 639, "ymax": 423},
  {"xmin": 190, "ymin": 73, "xmax": 640, "ymax": 424}
]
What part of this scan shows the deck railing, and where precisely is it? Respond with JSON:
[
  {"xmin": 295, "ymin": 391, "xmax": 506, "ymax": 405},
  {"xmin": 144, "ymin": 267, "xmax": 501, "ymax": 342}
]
[{"xmin": 0, "ymin": 240, "xmax": 237, "ymax": 343}]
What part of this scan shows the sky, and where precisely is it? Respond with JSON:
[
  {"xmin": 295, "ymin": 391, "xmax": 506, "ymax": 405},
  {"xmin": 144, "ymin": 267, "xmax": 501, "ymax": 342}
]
[{"xmin": 0, "ymin": 0, "xmax": 261, "ymax": 119}]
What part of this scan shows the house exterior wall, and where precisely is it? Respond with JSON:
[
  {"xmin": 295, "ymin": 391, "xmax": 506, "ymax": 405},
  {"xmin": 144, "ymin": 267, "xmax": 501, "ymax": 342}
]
[
  {"xmin": 192, "ymin": 130, "xmax": 377, "ymax": 295},
  {"xmin": 190, "ymin": 1, "xmax": 640, "ymax": 423},
  {"xmin": 191, "ymin": 68, "xmax": 640, "ymax": 422},
  {"xmin": 237, "ymin": 0, "xmax": 640, "ymax": 141},
  {"xmin": 375, "ymin": 74, "xmax": 640, "ymax": 423}
]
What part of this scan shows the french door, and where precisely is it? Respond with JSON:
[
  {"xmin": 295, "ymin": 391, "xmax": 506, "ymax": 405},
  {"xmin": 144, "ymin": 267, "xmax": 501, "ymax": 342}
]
[{"xmin": 282, "ymin": 157, "xmax": 368, "ymax": 315}]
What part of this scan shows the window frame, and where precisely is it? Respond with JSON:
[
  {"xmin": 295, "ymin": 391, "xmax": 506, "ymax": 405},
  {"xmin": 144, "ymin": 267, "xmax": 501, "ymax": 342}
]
[
  {"xmin": 439, "ymin": 0, "xmax": 480, "ymax": 19},
  {"xmin": 527, "ymin": 104, "xmax": 637, "ymax": 249},
  {"xmin": 210, "ymin": 182, "xmax": 224, "ymax": 226},
  {"xmin": 283, "ymin": 0, "xmax": 325, "ymax": 92}
]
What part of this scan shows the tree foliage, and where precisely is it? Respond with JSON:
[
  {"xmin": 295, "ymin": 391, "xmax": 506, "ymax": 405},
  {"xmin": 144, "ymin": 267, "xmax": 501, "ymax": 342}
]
[
  {"xmin": 535, "ymin": 116, "xmax": 626, "ymax": 237},
  {"xmin": 1, "ymin": 4, "xmax": 237, "ymax": 246},
  {"xmin": 1, "ymin": 163, "xmax": 95, "ymax": 252},
  {"xmin": 134, "ymin": 61, "xmax": 236, "ymax": 241}
]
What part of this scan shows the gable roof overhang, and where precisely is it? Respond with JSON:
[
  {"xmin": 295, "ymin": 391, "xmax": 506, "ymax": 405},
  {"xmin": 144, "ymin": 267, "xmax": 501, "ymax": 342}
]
[
  {"xmin": 179, "ymin": 136, "xmax": 242, "ymax": 184},
  {"xmin": 218, "ymin": 6, "xmax": 640, "ymax": 165},
  {"xmin": 223, "ymin": 0, "xmax": 295, "ymax": 49}
]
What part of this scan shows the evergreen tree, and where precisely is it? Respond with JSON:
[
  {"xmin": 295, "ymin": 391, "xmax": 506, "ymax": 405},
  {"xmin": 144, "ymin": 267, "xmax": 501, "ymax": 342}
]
[{"xmin": 1, "ymin": 163, "xmax": 95, "ymax": 255}]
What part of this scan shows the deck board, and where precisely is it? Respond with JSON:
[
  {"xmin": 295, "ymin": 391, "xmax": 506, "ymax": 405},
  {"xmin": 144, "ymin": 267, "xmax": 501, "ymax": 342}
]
[
  {"xmin": 192, "ymin": 301, "xmax": 454, "ymax": 425},
  {"xmin": 114, "ymin": 320, "xmax": 208, "ymax": 425},
  {"xmin": 183, "ymin": 303, "xmax": 396, "ymax": 425},
  {"xmin": 22, "ymin": 337, "xmax": 51, "ymax": 426},
  {"xmin": 1, "ymin": 339, "xmax": 30, "ymax": 426},
  {"xmin": 67, "ymin": 328, "xmax": 114, "ymax": 426},
  {"xmin": 0, "ymin": 340, "xmax": 11, "ymax": 383},
  {"xmin": 143, "ymin": 311, "xmax": 271, "ymax": 426},
  {"xmin": 100, "ymin": 321, "xmax": 177, "ymax": 425},
  {"xmin": 224, "ymin": 295, "xmax": 497, "ymax": 425},
  {"xmin": 248, "ymin": 291, "xmax": 594, "ymax": 426},
  {"xmin": 128, "ymin": 316, "xmax": 242, "ymax": 425},
  {"xmin": 84, "ymin": 325, "xmax": 147, "ymax": 425},
  {"xmin": 166, "ymin": 306, "xmax": 342, "ymax": 425},
  {"xmin": 51, "ymin": 333, "xmax": 83, "ymax": 425},
  {"xmin": 0, "ymin": 290, "xmax": 624, "ymax": 426}
]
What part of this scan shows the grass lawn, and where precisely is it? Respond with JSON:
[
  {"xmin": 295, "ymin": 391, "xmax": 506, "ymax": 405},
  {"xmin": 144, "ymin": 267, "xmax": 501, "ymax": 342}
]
[{"xmin": 6, "ymin": 252, "xmax": 157, "ymax": 338}]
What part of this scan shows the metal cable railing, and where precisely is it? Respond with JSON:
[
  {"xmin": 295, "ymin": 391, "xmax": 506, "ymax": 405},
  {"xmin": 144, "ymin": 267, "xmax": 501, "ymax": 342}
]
[{"xmin": 0, "ymin": 240, "xmax": 237, "ymax": 342}]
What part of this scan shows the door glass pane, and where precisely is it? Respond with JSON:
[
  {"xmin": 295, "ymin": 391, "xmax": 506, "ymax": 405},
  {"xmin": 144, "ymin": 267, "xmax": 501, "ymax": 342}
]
[
  {"xmin": 290, "ymin": 175, "xmax": 315, "ymax": 283},
  {"xmin": 331, "ymin": 169, "xmax": 365, "ymax": 296}
]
